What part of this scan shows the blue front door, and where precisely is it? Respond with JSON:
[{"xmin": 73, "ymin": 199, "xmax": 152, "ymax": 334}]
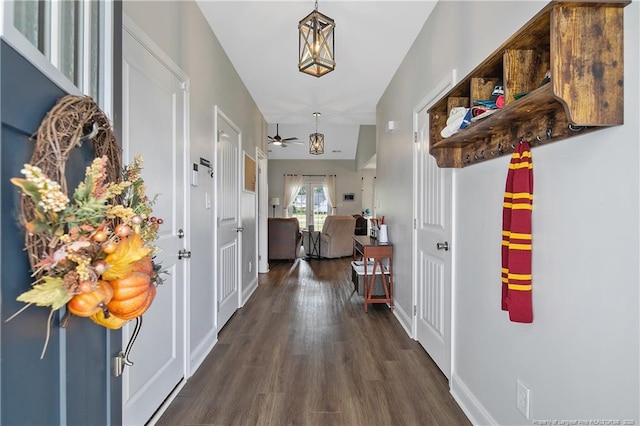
[{"xmin": 1, "ymin": 40, "xmax": 121, "ymax": 426}]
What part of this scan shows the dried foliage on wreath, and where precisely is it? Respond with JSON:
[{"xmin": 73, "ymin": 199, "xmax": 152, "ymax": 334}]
[
  {"xmin": 21, "ymin": 95, "xmax": 122, "ymax": 273},
  {"xmin": 8, "ymin": 95, "xmax": 165, "ymax": 358}
]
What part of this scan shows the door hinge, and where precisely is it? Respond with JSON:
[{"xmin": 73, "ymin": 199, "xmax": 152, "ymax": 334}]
[
  {"xmin": 181, "ymin": 81, "xmax": 189, "ymax": 91},
  {"xmin": 413, "ymin": 305, "xmax": 417, "ymax": 316},
  {"xmin": 414, "ymin": 132, "xmax": 418, "ymax": 143}
]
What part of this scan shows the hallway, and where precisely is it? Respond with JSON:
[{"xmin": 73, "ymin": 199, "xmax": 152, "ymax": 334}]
[{"xmin": 157, "ymin": 257, "xmax": 469, "ymax": 425}]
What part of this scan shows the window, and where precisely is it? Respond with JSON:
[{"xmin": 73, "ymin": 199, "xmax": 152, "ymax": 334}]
[
  {"xmin": 13, "ymin": 1, "xmax": 44, "ymax": 51},
  {"xmin": 292, "ymin": 183, "xmax": 328, "ymax": 230},
  {"xmin": 5, "ymin": 0, "xmax": 107, "ymax": 102},
  {"xmin": 59, "ymin": 0, "xmax": 80, "ymax": 85}
]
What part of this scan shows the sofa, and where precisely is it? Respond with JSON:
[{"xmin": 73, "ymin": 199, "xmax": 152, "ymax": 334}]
[
  {"xmin": 303, "ymin": 215, "xmax": 356, "ymax": 258},
  {"xmin": 268, "ymin": 217, "xmax": 302, "ymax": 260}
]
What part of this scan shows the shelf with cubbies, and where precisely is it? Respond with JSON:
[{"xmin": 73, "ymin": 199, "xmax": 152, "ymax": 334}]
[{"xmin": 428, "ymin": 0, "xmax": 629, "ymax": 168}]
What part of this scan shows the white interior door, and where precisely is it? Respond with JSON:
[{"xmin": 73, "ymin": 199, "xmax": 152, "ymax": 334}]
[
  {"xmin": 414, "ymin": 81, "xmax": 453, "ymax": 378},
  {"xmin": 122, "ymin": 24, "xmax": 187, "ymax": 425},
  {"xmin": 216, "ymin": 108, "xmax": 242, "ymax": 329}
]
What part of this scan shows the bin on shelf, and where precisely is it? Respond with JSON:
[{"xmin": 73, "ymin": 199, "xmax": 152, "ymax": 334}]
[{"xmin": 351, "ymin": 261, "xmax": 389, "ymax": 297}]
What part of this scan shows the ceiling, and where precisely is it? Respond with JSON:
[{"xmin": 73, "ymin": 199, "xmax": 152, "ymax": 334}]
[{"xmin": 196, "ymin": 1, "xmax": 438, "ymax": 160}]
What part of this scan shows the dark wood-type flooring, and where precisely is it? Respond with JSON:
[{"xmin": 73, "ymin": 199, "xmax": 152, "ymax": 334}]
[{"xmin": 157, "ymin": 257, "xmax": 470, "ymax": 426}]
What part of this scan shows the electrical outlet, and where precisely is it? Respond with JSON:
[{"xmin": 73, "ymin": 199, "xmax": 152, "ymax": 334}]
[{"xmin": 516, "ymin": 379, "xmax": 530, "ymax": 419}]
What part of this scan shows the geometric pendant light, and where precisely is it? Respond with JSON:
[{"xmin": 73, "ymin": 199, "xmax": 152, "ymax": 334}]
[
  {"xmin": 309, "ymin": 112, "xmax": 324, "ymax": 155},
  {"xmin": 298, "ymin": 0, "xmax": 335, "ymax": 78}
]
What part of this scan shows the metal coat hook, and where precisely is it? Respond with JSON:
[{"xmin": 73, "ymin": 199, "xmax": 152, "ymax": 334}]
[
  {"xmin": 114, "ymin": 316, "xmax": 143, "ymax": 377},
  {"xmin": 536, "ymin": 127, "xmax": 553, "ymax": 142},
  {"xmin": 463, "ymin": 154, "xmax": 471, "ymax": 164},
  {"xmin": 474, "ymin": 150, "xmax": 485, "ymax": 160},
  {"xmin": 491, "ymin": 144, "xmax": 504, "ymax": 156},
  {"xmin": 568, "ymin": 124, "xmax": 584, "ymax": 132},
  {"xmin": 510, "ymin": 138, "xmax": 525, "ymax": 151}
]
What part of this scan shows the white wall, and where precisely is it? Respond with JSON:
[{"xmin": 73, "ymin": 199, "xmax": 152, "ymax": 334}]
[
  {"xmin": 355, "ymin": 124, "xmax": 376, "ymax": 171},
  {"xmin": 377, "ymin": 1, "xmax": 639, "ymax": 424},
  {"xmin": 123, "ymin": 1, "xmax": 265, "ymax": 371},
  {"xmin": 268, "ymin": 159, "xmax": 364, "ymax": 217}
]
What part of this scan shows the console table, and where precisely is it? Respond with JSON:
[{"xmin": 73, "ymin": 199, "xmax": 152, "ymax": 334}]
[{"xmin": 352, "ymin": 235, "xmax": 394, "ymax": 312}]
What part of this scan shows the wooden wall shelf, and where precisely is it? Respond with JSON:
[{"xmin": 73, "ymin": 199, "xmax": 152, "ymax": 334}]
[{"xmin": 428, "ymin": 0, "xmax": 630, "ymax": 168}]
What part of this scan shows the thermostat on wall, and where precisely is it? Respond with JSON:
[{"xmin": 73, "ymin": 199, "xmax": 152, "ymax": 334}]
[{"xmin": 191, "ymin": 163, "xmax": 198, "ymax": 186}]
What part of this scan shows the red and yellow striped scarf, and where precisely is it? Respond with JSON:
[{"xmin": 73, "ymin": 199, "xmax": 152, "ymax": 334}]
[{"xmin": 501, "ymin": 141, "xmax": 533, "ymax": 323}]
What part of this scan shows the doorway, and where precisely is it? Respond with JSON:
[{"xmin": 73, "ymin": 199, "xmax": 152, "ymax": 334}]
[
  {"xmin": 122, "ymin": 18, "xmax": 188, "ymax": 425},
  {"xmin": 215, "ymin": 107, "xmax": 242, "ymax": 330},
  {"xmin": 292, "ymin": 182, "xmax": 328, "ymax": 230},
  {"xmin": 413, "ymin": 71, "xmax": 455, "ymax": 378}
]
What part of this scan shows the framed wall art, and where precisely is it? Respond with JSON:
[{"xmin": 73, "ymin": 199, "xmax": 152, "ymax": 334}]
[{"xmin": 244, "ymin": 152, "xmax": 256, "ymax": 192}]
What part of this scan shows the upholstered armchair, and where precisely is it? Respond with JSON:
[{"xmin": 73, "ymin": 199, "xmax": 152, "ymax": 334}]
[
  {"xmin": 316, "ymin": 215, "xmax": 356, "ymax": 258},
  {"xmin": 268, "ymin": 218, "xmax": 302, "ymax": 260}
]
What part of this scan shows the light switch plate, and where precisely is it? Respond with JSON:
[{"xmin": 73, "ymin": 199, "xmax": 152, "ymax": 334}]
[{"xmin": 516, "ymin": 379, "xmax": 530, "ymax": 419}]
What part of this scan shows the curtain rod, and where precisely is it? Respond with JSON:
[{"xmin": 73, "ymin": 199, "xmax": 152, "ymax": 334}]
[{"xmin": 284, "ymin": 174, "xmax": 336, "ymax": 177}]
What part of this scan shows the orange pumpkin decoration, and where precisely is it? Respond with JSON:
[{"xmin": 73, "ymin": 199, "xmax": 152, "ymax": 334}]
[
  {"xmin": 131, "ymin": 255, "xmax": 153, "ymax": 277},
  {"xmin": 90, "ymin": 310, "xmax": 128, "ymax": 329},
  {"xmin": 67, "ymin": 280, "xmax": 114, "ymax": 317},
  {"xmin": 109, "ymin": 271, "xmax": 150, "ymax": 300},
  {"xmin": 114, "ymin": 284, "xmax": 156, "ymax": 320},
  {"xmin": 107, "ymin": 271, "xmax": 156, "ymax": 320}
]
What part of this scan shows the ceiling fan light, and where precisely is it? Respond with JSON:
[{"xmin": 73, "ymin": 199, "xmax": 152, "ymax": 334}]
[
  {"xmin": 298, "ymin": 2, "xmax": 335, "ymax": 78},
  {"xmin": 309, "ymin": 133, "xmax": 324, "ymax": 155}
]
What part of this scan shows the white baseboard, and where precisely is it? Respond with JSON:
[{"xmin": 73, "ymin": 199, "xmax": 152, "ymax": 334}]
[
  {"xmin": 147, "ymin": 379, "xmax": 187, "ymax": 425},
  {"xmin": 450, "ymin": 373, "xmax": 498, "ymax": 426},
  {"xmin": 190, "ymin": 275, "xmax": 257, "ymax": 377},
  {"xmin": 242, "ymin": 275, "xmax": 258, "ymax": 305},
  {"xmin": 393, "ymin": 301, "xmax": 413, "ymax": 337},
  {"xmin": 189, "ymin": 328, "xmax": 218, "ymax": 378}
]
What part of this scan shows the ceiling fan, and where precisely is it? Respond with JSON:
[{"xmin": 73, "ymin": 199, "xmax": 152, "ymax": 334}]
[{"xmin": 268, "ymin": 124, "xmax": 302, "ymax": 147}]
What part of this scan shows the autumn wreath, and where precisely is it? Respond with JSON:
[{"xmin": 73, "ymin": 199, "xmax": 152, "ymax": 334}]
[{"xmin": 8, "ymin": 95, "xmax": 163, "ymax": 357}]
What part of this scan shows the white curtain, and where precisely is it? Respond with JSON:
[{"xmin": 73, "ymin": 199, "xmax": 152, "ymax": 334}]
[
  {"xmin": 323, "ymin": 175, "xmax": 337, "ymax": 215},
  {"xmin": 282, "ymin": 174, "xmax": 304, "ymax": 218}
]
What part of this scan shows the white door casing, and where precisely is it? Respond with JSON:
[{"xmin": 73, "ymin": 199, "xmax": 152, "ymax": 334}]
[
  {"xmin": 215, "ymin": 107, "xmax": 242, "ymax": 329},
  {"xmin": 257, "ymin": 149, "xmax": 269, "ymax": 274},
  {"xmin": 413, "ymin": 72, "xmax": 455, "ymax": 378},
  {"xmin": 122, "ymin": 20, "xmax": 188, "ymax": 425}
]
